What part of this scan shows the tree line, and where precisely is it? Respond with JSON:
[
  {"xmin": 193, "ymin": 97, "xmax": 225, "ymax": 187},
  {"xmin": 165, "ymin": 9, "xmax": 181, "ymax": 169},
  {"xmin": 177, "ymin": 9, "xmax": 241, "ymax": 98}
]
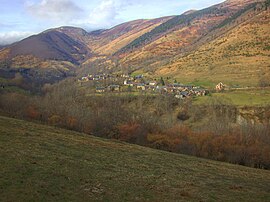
[{"xmin": 0, "ymin": 78, "xmax": 269, "ymax": 169}]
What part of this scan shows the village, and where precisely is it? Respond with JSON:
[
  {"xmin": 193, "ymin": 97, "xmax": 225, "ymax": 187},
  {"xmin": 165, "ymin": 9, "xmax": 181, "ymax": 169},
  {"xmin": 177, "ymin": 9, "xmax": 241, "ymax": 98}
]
[{"xmin": 78, "ymin": 73, "xmax": 211, "ymax": 99}]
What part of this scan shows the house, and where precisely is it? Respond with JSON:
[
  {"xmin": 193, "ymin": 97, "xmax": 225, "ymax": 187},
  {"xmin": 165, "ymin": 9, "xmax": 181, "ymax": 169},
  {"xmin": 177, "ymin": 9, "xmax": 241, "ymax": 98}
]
[
  {"xmin": 137, "ymin": 84, "xmax": 146, "ymax": 91},
  {"xmin": 88, "ymin": 74, "xmax": 93, "ymax": 80},
  {"xmin": 194, "ymin": 89, "xmax": 207, "ymax": 96},
  {"xmin": 156, "ymin": 86, "xmax": 168, "ymax": 94},
  {"xmin": 81, "ymin": 77, "xmax": 89, "ymax": 81},
  {"xmin": 135, "ymin": 75, "xmax": 143, "ymax": 80},
  {"xmin": 149, "ymin": 81, "xmax": 157, "ymax": 86},
  {"xmin": 108, "ymin": 85, "xmax": 120, "ymax": 92},
  {"xmin": 96, "ymin": 87, "xmax": 105, "ymax": 93},
  {"xmin": 174, "ymin": 91, "xmax": 189, "ymax": 99},
  {"xmin": 121, "ymin": 74, "xmax": 130, "ymax": 78},
  {"xmin": 92, "ymin": 74, "xmax": 106, "ymax": 81},
  {"xmin": 146, "ymin": 85, "xmax": 156, "ymax": 91},
  {"xmin": 180, "ymin": 91, "xmax": 189, "ymax": 98},
  {"xmin": 124, "ymin": 80, "xmax": 134, "ymax": 86},
  {"xmin": 93, "ymin": 75, "xmax": 100, "ymax": 81},
  {"xmin": 182, "ymin": 85, "xmax": 194, "ymax": 90},
  {"xmin": 166, "ymin": 85, "xmax": 174, "ymax": 93},
  {"xmin": 216, "ymin": 82, "xmax": 225, "ymax": 91},
  {"xmin": 172, "ymin": 83, "xmax": 182, "ymax": 89}
]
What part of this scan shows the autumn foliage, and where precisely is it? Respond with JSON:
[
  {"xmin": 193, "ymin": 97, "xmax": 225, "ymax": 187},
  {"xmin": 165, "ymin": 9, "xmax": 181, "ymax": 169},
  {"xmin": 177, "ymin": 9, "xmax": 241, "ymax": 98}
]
[
  {"xmin": 146, "ymin": 125, "xmax": 270, "ymax": 169},
  {"xmin": 26, "ymin": 105, "xmax": 40, "ymax": 119},
  {"xmin": 0, "ymin": 80, "xmax": 269, "ymax": 169}
]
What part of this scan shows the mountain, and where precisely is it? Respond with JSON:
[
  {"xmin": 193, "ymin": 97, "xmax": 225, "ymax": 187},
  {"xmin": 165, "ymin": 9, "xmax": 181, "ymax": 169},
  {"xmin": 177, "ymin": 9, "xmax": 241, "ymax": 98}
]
[
  {"xmin": 86, "ymin": 17, "xmax": 172, "ymax": 55},
  {"xmin": 0, "ymin": 0, "xmax": 269, "ymax": 87},
  {"xmin": 92, "ymin": 0, "xmax": 268, "ymax": 87},
  {"xmin": 47, "ymin": 26, "xmax": 88, "ymax": 39},
  {"xmin": 157, "ymin": 0, "xmax": 270, "ymax": 86},
  {"xmin": 1, "ymin": 115, "xmax": 269, "ymax": 201},
  {"xmin": 0, "ymin": 45, "xmax": 6, "ymax": 50},
  {"xmin": 49, "ymin": 18, "xmax": 171, "ymax": 57},
  {"xmin": 3, "ymin": 30, "xmax": 88, "ymax": 65},
  {"xmin": 0, "ymin": 30, "xmax": 90, "ymax": 88},
  {"xmin": 0, "ymin": 17, "xmax": 170, "ymax": 80},
  {"xmin": 112, "ymin": 0, "xmax": 268, "ymax": 77}
]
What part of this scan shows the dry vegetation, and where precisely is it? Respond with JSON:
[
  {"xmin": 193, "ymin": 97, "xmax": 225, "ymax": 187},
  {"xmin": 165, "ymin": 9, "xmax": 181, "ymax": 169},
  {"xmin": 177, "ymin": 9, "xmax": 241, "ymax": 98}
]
[
  {"xmin": 84, "ymin": 17, "xmax": 171, "ymax": 55},
  {"xmin": 1, "ymin": 79, "xmax": 270, "ymax": 169},
  {"xmin": 157, "ymin": 5, "xmax": 270, "ymax": 86},
  {"xmin": 96, "ymin": 1, "xmax": 269, "ymax": 87}
]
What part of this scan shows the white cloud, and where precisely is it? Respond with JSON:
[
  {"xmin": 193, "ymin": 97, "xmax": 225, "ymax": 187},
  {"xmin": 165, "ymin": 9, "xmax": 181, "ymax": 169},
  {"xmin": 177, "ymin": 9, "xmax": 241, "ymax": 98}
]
[
  {"xmin": 81, "ymin": 0, "xmax": 223, "ymax": 30},
  {"xmin": 0, "ymin": 31, "xmax": 35, "ymax": 45},
  {"xmin": 20, "ymin": 0, "xmax": 225, "ymax": 32},
  {"xmin": 75, "ymin": 0, "xmax": 134, "ymax": 30},
  {"xmin": 88, "ymin": 0, "xmax": 118, "ymax": 27},
  {"xmin": 26, "ymin": 0, "xmax": 83, "ymax": 24}
]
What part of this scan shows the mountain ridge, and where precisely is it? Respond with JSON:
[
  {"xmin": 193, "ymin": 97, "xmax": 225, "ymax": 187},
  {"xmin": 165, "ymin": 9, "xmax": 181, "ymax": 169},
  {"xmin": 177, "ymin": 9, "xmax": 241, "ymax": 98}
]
[{"xmin": 0, "ymin": 0, "xmax": 269, "ymax": 87}]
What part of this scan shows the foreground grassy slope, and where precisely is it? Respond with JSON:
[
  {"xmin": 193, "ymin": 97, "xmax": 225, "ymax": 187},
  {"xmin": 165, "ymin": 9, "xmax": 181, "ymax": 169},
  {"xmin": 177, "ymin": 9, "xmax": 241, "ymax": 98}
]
[{"xmin": 0, "ymin": 116, "xmax": 269, "ymax": 201}]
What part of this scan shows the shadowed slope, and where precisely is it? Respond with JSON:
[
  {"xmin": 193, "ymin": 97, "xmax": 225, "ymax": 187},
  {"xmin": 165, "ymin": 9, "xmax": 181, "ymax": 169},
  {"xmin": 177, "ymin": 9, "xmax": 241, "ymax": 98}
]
[{"xmin": 9, "ymin": 31, "xmax": 88, "ymax": 64}]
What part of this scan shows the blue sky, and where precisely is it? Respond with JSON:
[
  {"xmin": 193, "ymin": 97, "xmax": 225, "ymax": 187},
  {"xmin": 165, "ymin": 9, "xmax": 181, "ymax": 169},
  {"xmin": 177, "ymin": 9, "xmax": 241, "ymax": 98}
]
[{"xmin": 0, "ymin": 0, "xmax": 224, "ymax": 45}]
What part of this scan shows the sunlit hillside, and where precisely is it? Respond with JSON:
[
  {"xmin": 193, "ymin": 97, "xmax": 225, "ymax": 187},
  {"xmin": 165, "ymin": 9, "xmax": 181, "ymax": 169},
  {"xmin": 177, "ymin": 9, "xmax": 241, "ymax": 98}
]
[{"xmin": 158, "ymin": 4, "xmax": 270, "ymax": 86}]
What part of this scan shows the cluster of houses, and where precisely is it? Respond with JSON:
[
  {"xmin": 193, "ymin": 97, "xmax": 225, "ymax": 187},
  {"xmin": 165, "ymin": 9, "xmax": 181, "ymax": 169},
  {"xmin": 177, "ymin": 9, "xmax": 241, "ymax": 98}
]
[
  {"xmin": 79, "ymin": 73, "xmax": 209, "ymax": 99},
  {"xmin": 96, "ymin": 85, "xmax": 120, "ymax": 93},
  {"xmin": 80, "ymin": 73, "xmax": 121, "ymax": 82},
  {"xmin": 157, "ymin": 84, "xmax": 208, "ymax": 98}
]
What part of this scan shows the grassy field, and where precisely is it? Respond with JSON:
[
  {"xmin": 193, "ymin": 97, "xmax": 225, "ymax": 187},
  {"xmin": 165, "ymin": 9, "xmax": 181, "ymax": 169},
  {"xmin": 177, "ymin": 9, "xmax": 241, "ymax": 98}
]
[
  {"xmin": 0, "ymin": 77, "xmax": 9, "ymax": 84},
  {"xmin": 0, "ymin": 116, "xmax": 270, "ymax": 201},
  {"xmin": 0, "ymin": 86, "xmax": 31, "ymax": 95},
  {"xmin": 194, "ymin": 89, "xmax": 270, "ymax": 106}
]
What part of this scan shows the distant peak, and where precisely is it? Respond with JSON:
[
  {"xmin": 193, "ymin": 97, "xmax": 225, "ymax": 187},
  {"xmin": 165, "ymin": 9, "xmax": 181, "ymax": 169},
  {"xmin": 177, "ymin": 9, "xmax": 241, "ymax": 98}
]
[
  {"xmin": 42, "ymin": 26, "xmax": 88, "ymax": 35},
  {"xmin": 183, "ymin": 10, "xmax": 197, "ymax": 15},
  {"xmin": 225, "ymin": 0, "xmax": 264, "ymax": 3},
  {"xmin": 225, "ymin": 0, "xmax": 249, "ymax": 2}
]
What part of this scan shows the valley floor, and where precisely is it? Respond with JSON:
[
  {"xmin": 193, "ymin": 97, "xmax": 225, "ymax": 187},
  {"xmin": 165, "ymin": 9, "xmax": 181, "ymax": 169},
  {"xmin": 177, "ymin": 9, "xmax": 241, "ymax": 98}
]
[
  {"xmin": 0, "ymin": 116, "xmax": 269, "ymax": 201},
  {"xmin": 194, "ymin": 88, "xmax": 270, "ymax": 106}
]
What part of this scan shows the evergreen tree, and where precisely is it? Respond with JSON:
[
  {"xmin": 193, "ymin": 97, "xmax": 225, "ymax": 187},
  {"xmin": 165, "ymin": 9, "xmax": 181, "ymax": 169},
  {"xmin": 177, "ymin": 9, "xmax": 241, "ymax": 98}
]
[{"xmin": 160, "ymin": 77, "xmax": 165, "ymax": 86}]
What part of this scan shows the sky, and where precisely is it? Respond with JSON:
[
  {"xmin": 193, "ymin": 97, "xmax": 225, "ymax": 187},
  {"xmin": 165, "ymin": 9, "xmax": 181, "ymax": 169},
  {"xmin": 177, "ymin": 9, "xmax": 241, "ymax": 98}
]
[{"xmin": 0, "ymin": 0, "xmax": 224, "ymax": 45}]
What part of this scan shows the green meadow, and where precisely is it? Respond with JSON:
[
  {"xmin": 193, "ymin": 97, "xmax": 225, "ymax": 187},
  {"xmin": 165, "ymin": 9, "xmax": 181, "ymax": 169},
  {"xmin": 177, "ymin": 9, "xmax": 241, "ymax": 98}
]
[{"xmin": 0, "ymin": 116, "xmax": 269, "ymax": 201}]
